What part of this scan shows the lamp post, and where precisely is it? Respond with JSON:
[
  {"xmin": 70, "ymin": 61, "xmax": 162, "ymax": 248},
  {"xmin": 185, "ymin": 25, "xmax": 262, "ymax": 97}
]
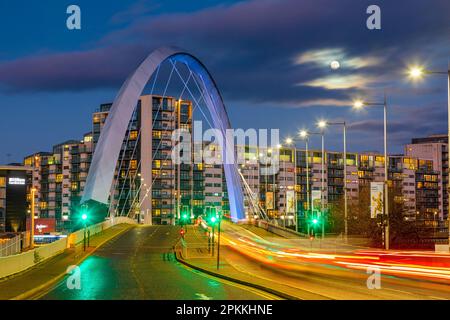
[
  {"xmin": 210, "ymin": 214, "xmax": 217, "ymax": 257},
  {"xmin": 216, "ymin": 213, "xmax": 222, "ymax": 270},
  {"xmin": 353, "ymin": 94, "xmax": 389, "ymax": 250},
  {"xmin": 30, "ymin": 187, "xmax": 36, "ymax": 249},
  {"xmin": 301, "ymin": 129, "xmax": 325, "ymax": 238},
  {"xmin": 316, "ymin": 121, "xmax": 328, "ymax": 239},
  {"xmin": 285, "ymin": 138, "xmax": 298, "ymax": 231},
  {"xmin": 299, "ymin": 130, "xmax": 310, "ymax": 235},
  {"xmin": 277, "ymin": 144, "xmax": 286, "ymax": 227},
  {"xmin": 320, "ymin": 120, "xmax": 348, "ymax": 240},
  {"xmin": 407, "ymin": 65, "xmax": 450, "ymax": 247},
  {"xmin": 82, "ymin": 212, "xmax": 88, "ymax": 251}
]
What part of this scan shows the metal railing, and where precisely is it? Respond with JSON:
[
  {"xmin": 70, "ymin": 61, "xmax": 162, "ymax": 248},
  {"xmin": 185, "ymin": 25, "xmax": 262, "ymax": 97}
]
[{"xmin": 0, "ymin": 235, "xmax": 21, "ymax": 257}]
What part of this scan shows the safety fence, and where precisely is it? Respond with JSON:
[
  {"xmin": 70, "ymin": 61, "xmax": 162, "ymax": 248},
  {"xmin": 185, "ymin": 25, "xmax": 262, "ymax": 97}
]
[{"xmin": 0, "ymin": 235, "xmax": 21, "ymax": 257}]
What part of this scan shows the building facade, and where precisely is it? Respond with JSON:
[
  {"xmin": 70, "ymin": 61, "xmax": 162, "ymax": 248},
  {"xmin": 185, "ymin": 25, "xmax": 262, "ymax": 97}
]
[
  {"xmin": 0, "ymin": 165, "xmax": 32, "ymax": 233},
  {"xmin": 405, "ymin": 134, "xmax": 448, "ymax": 220},
  {"xmin": 21, "ymin": 98, "xmax": 448, "ymax": 239}
]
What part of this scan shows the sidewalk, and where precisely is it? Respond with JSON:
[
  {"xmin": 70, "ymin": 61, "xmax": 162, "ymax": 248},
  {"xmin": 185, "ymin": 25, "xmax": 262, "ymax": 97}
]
[{"xmin": 0, "ymin": 223, "xmax": 133, "ymax": 300}]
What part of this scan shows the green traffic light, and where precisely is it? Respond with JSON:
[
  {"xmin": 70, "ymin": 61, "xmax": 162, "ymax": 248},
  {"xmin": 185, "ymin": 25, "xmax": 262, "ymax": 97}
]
[
  {"xmin": 210, "ymin": 216, "xmax": 217, "ymax": 223},
  {"xmin": 82, "ymin": 213, "xmax": 88, "ymax": 220},
  {"xmin": 182, "ymin": 213, "xmax": 188, "ymax": 219},
  {"xmin": 312, "ymin": 218, "xmax": 318, "ymax": 224}
]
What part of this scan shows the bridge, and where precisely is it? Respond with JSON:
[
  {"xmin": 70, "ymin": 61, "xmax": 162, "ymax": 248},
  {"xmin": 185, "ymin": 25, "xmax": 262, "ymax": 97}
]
[{"xmin": 1, "ymin": 48, "xmax": 449, "ymax": 300}]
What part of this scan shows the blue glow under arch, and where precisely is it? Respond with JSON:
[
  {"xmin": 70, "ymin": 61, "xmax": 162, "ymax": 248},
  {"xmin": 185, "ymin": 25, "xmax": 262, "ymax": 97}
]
[{"xmin": 81, "ymin": 46, "xmax": 245, "ymax": 222}]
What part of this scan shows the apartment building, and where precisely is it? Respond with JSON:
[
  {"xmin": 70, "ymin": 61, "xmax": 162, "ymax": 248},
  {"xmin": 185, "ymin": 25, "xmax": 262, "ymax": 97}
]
[
  {"xmin": 405, "ymin": 134, "xmax": 448, "ymax": 220},
  {"xmin": 0, "ymin": 165, "xmax": 32, "ymax": 233}
]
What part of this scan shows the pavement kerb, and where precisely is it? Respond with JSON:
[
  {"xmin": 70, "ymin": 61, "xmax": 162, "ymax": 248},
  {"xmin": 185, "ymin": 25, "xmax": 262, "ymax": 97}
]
[
  {"xmin": 11, "ymin": 224, "xmax": 134, "ymax": 300},
  {"xmin": 172, "ymin": 246, "xmax": 299, "ymax": 300}
]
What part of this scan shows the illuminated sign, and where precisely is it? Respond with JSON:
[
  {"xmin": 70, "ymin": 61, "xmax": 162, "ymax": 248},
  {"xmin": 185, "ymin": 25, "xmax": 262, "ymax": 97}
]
[
  {"xmin": 36, "ymin": 224, "xmax": 48, "ymax": 232},
  {"xmin": 8, "ymin": 177, "xmax": 26, "ymax": 185}
]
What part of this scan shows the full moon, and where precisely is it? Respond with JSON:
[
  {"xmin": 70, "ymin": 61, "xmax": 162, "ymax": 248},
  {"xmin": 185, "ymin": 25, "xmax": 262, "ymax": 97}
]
[{"xmin": 330, "ymin": 60, "xmax": 340, "ymax": 70}]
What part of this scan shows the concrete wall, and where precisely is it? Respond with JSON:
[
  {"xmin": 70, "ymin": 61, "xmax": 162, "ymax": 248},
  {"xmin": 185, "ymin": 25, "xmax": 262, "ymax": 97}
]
[
  {"xmin": 0, "ymin": 217, "xmax": 136, "ymax": 279},
  {"xmin": 256, "ymin": 220, "xmax": 306, "ymax": 238}
]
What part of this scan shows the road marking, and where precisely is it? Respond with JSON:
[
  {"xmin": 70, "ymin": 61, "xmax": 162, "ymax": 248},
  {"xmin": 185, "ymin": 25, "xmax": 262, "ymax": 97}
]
[
  {"xmin": 195, "ymin": 293, "xmax": 213, "ymax": 300},
  {"xmin": 176, "ymin": 260, "xmax": 281, "ymax": 300}
]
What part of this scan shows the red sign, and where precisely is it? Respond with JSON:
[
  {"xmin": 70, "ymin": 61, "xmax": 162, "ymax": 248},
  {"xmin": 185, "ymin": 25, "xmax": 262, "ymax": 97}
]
[{"xmin": 26, "ymin": 218, "xmax": 56, "ymax": 234}]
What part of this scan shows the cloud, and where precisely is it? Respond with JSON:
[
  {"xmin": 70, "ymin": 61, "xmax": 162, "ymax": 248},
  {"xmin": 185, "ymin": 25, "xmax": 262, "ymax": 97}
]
[
  {"xmin": 300, "ymin": 74, "xmax": 380, "ymax": 90},
  {"xmin": 0, "ymin": 45, "xmax": 147, "ymax": 92},
  {"xmin": 294, "ymin": 48, "xmax": 382, "ymax": 69},
  {"xmin": 0, "ymin": 0, "xmax": 448, "ymax": 108},
  {"xmin": 109, "ymin": 0, "xmax": 159, "ymax": 25},
  {"xmin": 288, "ymin": 98, "xmax": 352, "ymax": 108}
]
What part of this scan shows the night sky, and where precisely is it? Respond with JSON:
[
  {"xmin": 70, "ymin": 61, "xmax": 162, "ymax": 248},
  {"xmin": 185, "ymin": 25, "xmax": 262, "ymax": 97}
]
[{"xmin": 0, "ymin": 0, "xmax": 449, "ymax": 163}]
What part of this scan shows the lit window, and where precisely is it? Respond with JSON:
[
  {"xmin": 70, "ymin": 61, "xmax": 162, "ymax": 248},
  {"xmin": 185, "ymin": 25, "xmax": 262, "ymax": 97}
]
[
  {"xmin": 0, "ymin": 177, "xmax": 5, "ymax": 187},
  {"xmin": 153, "ymin": 131, "xmax": 161, "ymax": 138},
  {"xmin": 56, "ymin": 174, "xmax": 63, "ymax": 183},
  {"xmin": 130, "ymin": 160, "xmax": 137, "ymax": 170},
  {"xmin": 129, "ymin": 130, "xmax": 138, "ymax": 140}
]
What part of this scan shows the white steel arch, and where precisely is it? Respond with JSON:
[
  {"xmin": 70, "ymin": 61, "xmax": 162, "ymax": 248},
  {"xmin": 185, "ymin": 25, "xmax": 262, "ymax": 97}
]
[{"xmin": 81, "ymin": 47, "xmax": 245, "ymax": 221}]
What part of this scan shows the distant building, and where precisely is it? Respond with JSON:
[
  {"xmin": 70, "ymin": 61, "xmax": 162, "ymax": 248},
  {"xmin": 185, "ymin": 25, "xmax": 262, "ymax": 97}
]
[
  {"xmin": 0, "ymin": 165, "xmax": 32, "ymax": 233},
  {"xmin": 25, "ymin": 95, "xmax": 201, "ymax": 229},
  {"xmin": 405, "ymin": 134, "xmax": 448, "ymax": 220}
]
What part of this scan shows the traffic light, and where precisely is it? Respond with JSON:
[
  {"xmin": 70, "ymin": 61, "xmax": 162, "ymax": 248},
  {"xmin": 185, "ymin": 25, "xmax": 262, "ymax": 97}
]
[
  {"xmin": 180, "ymin": 228, "xmax": 185, "ymax": 238},
  {"xmin": 209, "ymin": 216, "xmax": 217, "ymax": 224},
  {"xmin": 312, "ymin": 218, "xmax": 318, "ymax": 225},
  {"xmin": 81, "ymin": 213, "xmax": 88, "ymax": 221}
]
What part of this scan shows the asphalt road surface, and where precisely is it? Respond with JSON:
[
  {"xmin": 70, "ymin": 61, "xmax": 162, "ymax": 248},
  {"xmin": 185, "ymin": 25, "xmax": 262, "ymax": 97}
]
[{"xmin": 39, "ymin": 225, "xmax": 274, "ymax": 300}]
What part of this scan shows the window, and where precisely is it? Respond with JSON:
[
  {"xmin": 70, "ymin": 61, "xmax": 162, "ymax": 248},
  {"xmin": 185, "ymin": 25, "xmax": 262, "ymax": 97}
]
[
  {"xmin": 71, "ymin": 182, "xmax": 78, "ymax": 191},
  {"xmin": 153, "ymin": 131, "xmax": 161, "ymax": 139},
  {"xmin": 0, "ymin": 177, "xmax": 5, "ymax": 187},
  {"xmin": 130, "ymin": 160, "xmax": 137, "ymax": 170},
  {"xmin": 40, "ymin": 201, "xmax": 48, "ymax": 209},
  {"xmin": 56, "ymin": 174, "xmax": 63, "ymax": 183},
  {"xmin": 129, "ymin": 130, "xmax": 138, "ymax": 140}
]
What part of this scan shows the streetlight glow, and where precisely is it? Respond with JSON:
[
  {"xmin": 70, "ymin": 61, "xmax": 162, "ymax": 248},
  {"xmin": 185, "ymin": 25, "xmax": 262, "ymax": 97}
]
[
  {"xmin": 285, "ymin": 137, "xmax": 293, "ymax": 145},
  {"xmin": 408, "ymin": 66, "xmax": 425, "ymax": 79},
  {"xmin": 353, "ymin": 100, "xmax": 364, "ymax": 109},
  {"xmin": 299, "ymin": 130, "xmax": 308, "ymax": 138},
  {"xmin": 317, "ymin": 120, "xmax": 327, "ymax": 129}
]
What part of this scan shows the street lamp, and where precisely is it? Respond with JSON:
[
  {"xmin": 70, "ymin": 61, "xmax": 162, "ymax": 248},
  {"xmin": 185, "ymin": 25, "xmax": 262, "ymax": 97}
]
[
  {"xmin": 81, "ymin": 205, "xmax": 89, "ymax": 251},
  {"xmin": 352, "ymin": 93, "xmax": 389, "ymax": 250},
  {"xmin": 320, "ymin": 120, "xmax": 348, "ymax": 241},
  {"xmin": 407, "ymin": 64, "xmax": 450, "ymax": 247},
  {"xmin": 301, "ymin": 129, "xmax": 325, "ymax": 238},
  {"xmin": 316, "ymin": 121, "xmax": 327, "ymax": 239},
  {"xmin": 30, "ymin": 187, "xmax": 37, "ymax": 249},
  {"xmin": 299, "ymin": 130, "xmax": 311, "ymax": 235},
  {"xmin": 285, "ymin": 137, "xmax": 298, "ymax": 231}
]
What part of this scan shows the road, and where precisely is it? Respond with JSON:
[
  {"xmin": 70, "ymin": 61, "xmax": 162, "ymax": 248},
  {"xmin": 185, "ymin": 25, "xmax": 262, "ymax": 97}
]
[
  {"xmin": 37, "ymin": 225, "xmax": 275, "ymax": 300},
  {"xmin": 216, "ymin": 221, "xmax": 450, "ymax": 300}
]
